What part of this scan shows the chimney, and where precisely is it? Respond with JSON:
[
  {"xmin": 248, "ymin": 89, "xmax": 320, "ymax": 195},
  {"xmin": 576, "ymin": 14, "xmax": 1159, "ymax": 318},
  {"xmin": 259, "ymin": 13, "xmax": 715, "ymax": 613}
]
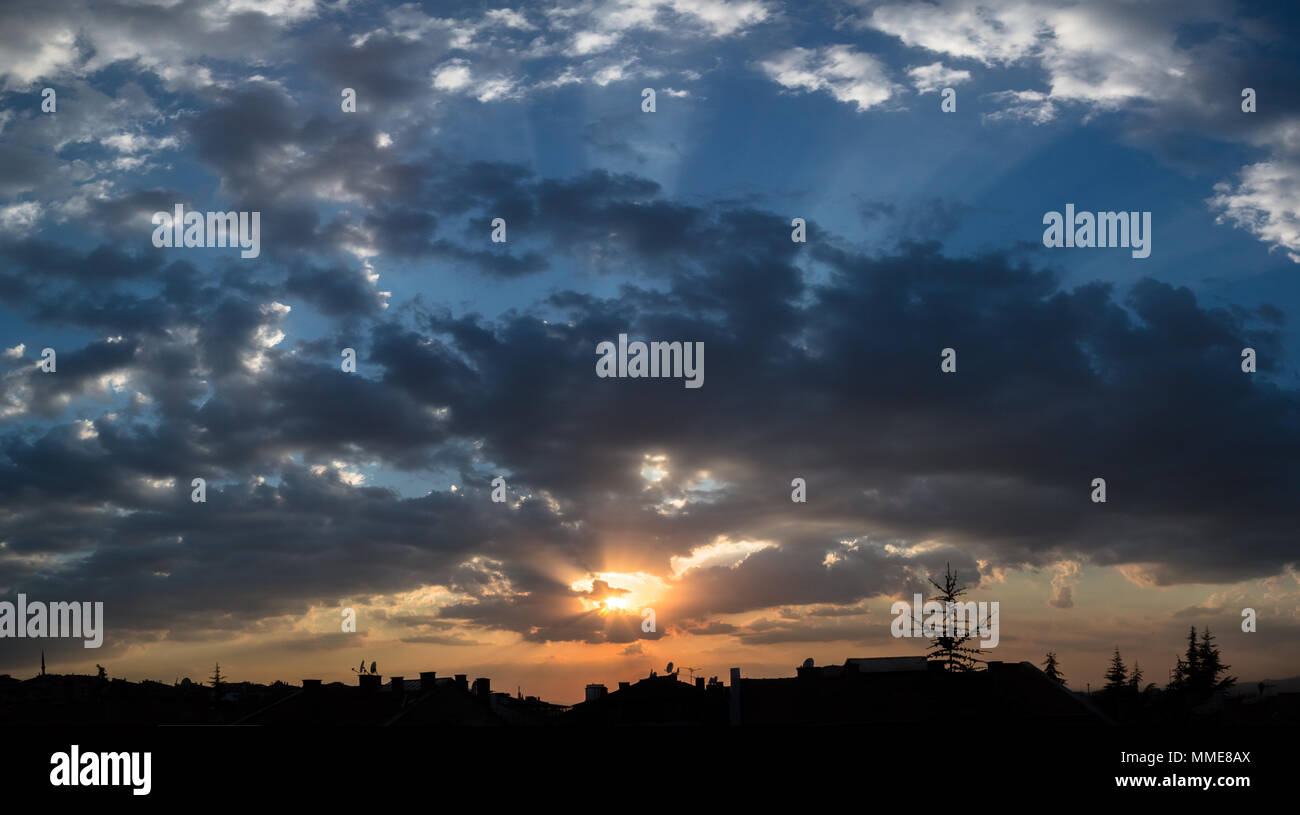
[
  {"xmin": 390, "ymin": 676, "xmax": 404, "ymax": 698},
  {"xmin": 695, "ymin": 677, "xmax": 704, "ymax": 690},
  {"xmin": 618, "ymin": 682, "xmax": 630, "ymax": 692},
  {"xmin": 473, "ymin": 677, "xmax": 491, "ymax": 699},
  {"xmin": 585, "ymin": 683, "xmax": 608, "ymax": 702},
  {"xmin": 454, "ymin": 674, "xmax": 469, "ymax": 693},
  {"xmin": 419, "ymin": 671, "xmax": 437, "ymax": 691},
  {"xmin": 729, "ymin": 667, "xmax": 742, "ymax": 726},
  {"xmin": 359, "ymin": 673, "xmax": 381, "ymax": 693}
]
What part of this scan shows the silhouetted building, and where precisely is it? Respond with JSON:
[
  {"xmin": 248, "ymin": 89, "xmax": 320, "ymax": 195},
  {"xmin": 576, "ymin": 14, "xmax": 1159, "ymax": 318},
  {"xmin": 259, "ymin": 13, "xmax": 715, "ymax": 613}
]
[
  {"xmin": 733, "ymin": 657, "xmax": 1109, "ymax": 725},
  {"xmin": 566, "ymin": 671, "xmax": 728, "ymax": 725}
]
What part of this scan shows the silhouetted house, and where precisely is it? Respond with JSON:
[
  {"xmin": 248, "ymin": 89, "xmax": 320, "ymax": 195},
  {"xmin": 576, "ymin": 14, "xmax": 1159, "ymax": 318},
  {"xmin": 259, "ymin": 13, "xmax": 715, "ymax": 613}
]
[
  {"xmin": 236, "ymin": 669, "xmax": 565, "ymax": 726},
  {"xmin": 564, "ymin": 671, "xmax": 729, "ymax": 725},
  {"xmin": 0, "ymin": 673, "xmax": 294, "ymax": 724},
  {"xmin": 731, "ymin": 658, "xmax": 1110, "ymax": 725}
]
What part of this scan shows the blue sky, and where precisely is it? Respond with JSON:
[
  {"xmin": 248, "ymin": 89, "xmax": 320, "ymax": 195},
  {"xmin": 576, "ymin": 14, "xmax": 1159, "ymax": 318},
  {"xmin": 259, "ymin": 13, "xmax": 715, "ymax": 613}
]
[{"xmin": 0, "ymin": 0, "xmax": 1298, "ymax": 700}]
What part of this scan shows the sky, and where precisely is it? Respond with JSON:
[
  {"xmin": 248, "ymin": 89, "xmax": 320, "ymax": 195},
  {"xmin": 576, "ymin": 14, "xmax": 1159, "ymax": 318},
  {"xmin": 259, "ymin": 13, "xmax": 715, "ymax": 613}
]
[{"xmin": 0, "ymin": 0, "xmax": 1298, "ymax": 705}]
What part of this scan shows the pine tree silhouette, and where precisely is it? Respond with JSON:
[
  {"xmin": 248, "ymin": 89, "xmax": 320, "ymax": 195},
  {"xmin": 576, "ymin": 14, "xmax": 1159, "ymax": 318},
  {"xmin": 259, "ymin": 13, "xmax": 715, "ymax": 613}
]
[
  {"xmin": 210, "ymin": 662, "xmax": 224, "ymax": 701},
  {"xmin": 1104, "ymin": 648, "xmax": 1127, "ymax": 691},
  {"xmin": 923, "ymin": 563, "xmax": 985, "ymax": 672},
  {"xmin": 1042, "ymin": 652, "xmax": 1066, "ymax": 686}
]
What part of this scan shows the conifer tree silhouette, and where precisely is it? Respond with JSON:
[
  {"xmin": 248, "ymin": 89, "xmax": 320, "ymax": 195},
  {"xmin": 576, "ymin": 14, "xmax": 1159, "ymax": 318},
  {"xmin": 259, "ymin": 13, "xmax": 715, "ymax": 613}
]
[
  {"xmin": 1042, "ymin": 652, "xmax": 1066, "ymax": 686},
  {"xmin": 924, "ymin": 563, "xmax": 985, "ymax": 672}
]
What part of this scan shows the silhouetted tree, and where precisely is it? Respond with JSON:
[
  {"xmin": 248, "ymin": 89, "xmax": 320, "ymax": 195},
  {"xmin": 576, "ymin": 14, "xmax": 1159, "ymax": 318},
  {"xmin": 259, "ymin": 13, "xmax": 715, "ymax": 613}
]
[
  {"xmin": 1170, "ymin": 626, "xmax": 1200, "ymax": 693},
  {"xmin": 210, "ymin": 663, "xmax": 224, "ymax": 700},
  {"xmin": 1128, "ymin": 662, "xmax": 1142, "ymax": 691},
  {"xmin": 1043, "ymin": 652, "xmax": 1066, "ymax": 685},
  {"xmin": 1104, "ymin": 648, "xmax": 1127, "ymax": 691},
  {"xmin": 923, "ymin": 563, "xmax": 985, "ymax": 672},
  {"xmin": 1169, "ymin": 626, "xmax": 1235, "ymax": 704},
  {"xmin": 1196, "ymin": 628, "xmax": 1235, "ymax": 694}
]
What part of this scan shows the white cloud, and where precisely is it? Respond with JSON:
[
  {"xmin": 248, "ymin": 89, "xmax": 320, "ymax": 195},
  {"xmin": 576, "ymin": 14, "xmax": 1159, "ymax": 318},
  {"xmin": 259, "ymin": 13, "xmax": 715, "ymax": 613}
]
[
  {"xmin": 432, "ymin": 59, "xmax": 518, "ymax": 101},
  {"xmin": 432, "ymin": 60, "xmax": 473, "ymax": 91},
  {"xmin": 1209, "ymin": 161, "xmax": 1300, "ymax": 263},
  {"xmin": 0, "ymin": 21, "xmax": 78, "ymax": 89},
  {"xmin": 867, "ymin": 0, "xmax": 1190, "ymax": 109},
  {"xmin": 484, "ymin": 9, "xmax": 536, "ymax": 30},
  {"xmin": 668, "ymin": 0, "xmax": 769, "ymax": 37},
  {"xmin": 1049, "ymin": 560, "xmax": 1082, "ymax": 609},
  {"xmin": 0, "ymin": 201, "xmax": 43, "ymax": 236},
  {"xmin": 670, "ymin": 537, "xmax": 775, "ymax": 578},
  {"xmin": 101, "ymin": 132, "xmax": 180, "ymax": 155},
  {"xmin": 981, "ymin": 89, "xmax": 1057, "ymax": 125},
  {"xmin": 907, "ymin": 62, "xmax": 971, "ymax": 94},
  {"xmin": 758, "ymin": 45, "xmax": 896, "ymax": 112},
  {"xmin": 568, "ymin": 30, "xmax": 620, "ymax": 56},
  {"xmin": 868, "ymin": 0, "xmax": 1045, "ymax": 65}
]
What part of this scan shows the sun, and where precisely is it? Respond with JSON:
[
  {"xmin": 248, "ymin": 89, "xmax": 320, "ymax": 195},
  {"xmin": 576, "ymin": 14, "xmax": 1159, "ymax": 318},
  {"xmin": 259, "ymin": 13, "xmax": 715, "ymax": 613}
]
[
  {"xmin": 572, "ymin": 571, "xmax": 668, "ymax": 616},
  {"xmin": 602, "ymin": 596, "xmax": 629, "ymax": 614}
]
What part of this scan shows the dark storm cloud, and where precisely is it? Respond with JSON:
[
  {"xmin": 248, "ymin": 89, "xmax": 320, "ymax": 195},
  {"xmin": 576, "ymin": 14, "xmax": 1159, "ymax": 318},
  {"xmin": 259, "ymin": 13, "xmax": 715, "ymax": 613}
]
[
  {"xmin": 0, "ymin": 143, "xmax": 57, "ymax": 196},
  {"xmin": 295, "ymin": 23, "xmax": 453, "ymax": 110},
  {"xmin": 3, "ymin": 154, "xmax": 1297, "ymax": 656},
  {"xmin": 283, "ymin": 260, "xmax": 390, "ymax": 318},
  {"xmin": 358, "ymin": 181, "xmax": 1298, "ymax": 599}
]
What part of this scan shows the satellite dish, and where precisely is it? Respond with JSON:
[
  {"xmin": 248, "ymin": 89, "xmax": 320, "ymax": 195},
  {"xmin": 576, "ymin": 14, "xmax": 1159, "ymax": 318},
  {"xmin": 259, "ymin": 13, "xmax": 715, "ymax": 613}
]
[
  {"xmin": 666, "ymin": 662, "xmax": 674, "ymax": 674},
  {"xmin": 802, "ymin": 658, "xmax": 814, "ymax": 669}
]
